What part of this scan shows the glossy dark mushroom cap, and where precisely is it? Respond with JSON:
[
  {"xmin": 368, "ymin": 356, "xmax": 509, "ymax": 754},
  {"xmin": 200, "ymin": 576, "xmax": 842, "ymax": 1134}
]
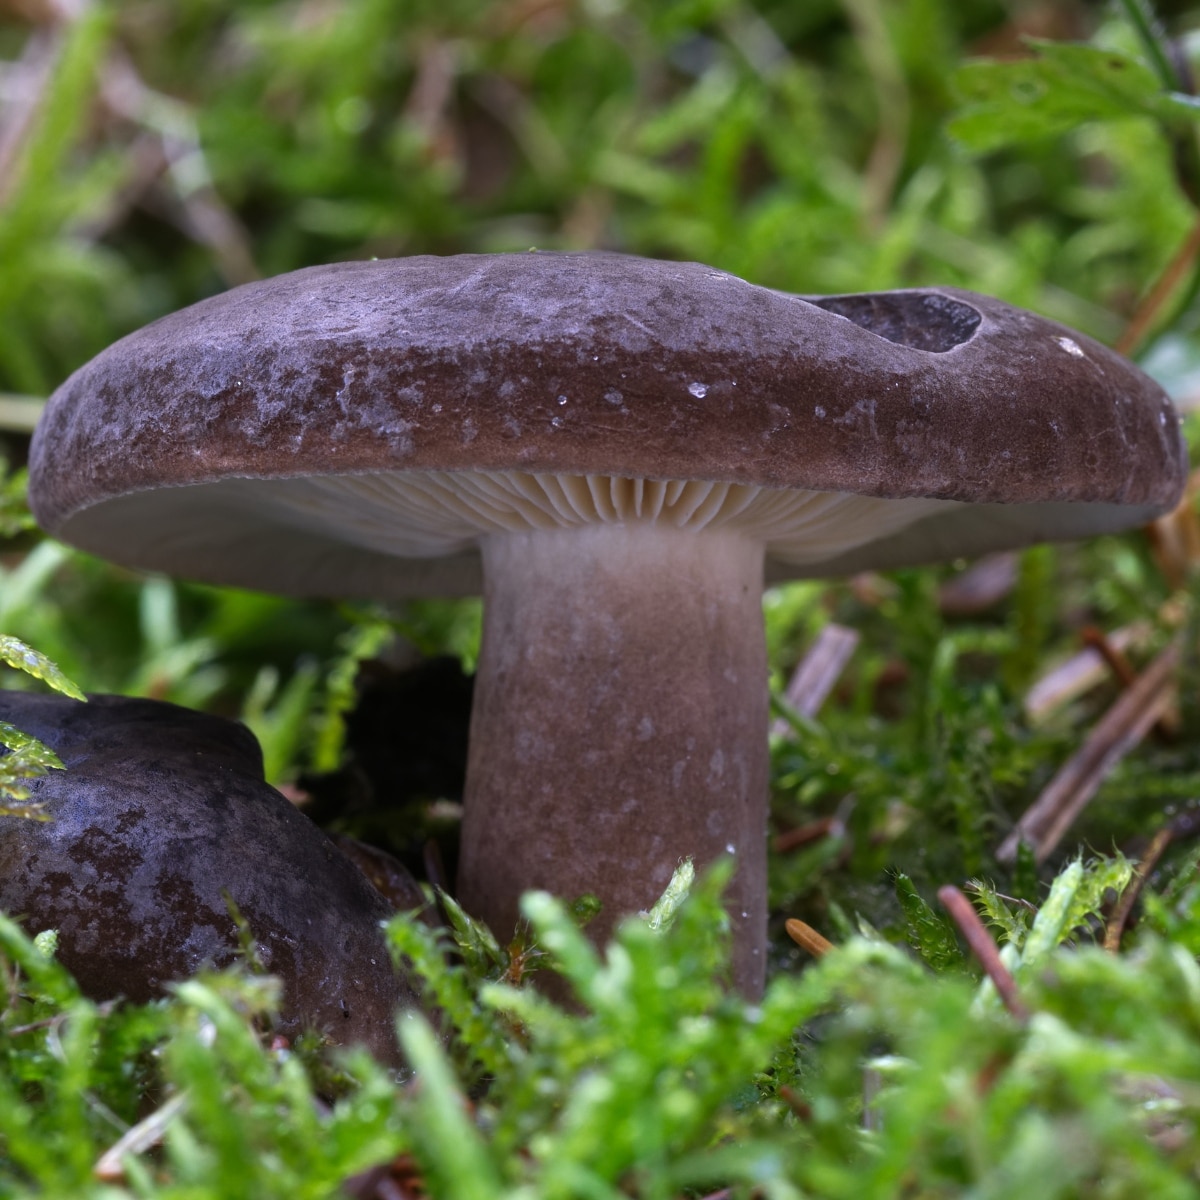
[
  {"xmin": 0, "ymin": 693, "xmax": 419, "ymax": 1063},
  {"xmin": 28, "ymin": 253, "xmax": 1186, "ymax": 596}
]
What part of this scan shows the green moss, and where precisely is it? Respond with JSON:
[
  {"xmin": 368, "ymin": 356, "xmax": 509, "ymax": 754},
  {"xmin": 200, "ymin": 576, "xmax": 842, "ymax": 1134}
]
[{"xmin": 4, "ymin": 0, "xmax": 1200, "ymax": 1190}]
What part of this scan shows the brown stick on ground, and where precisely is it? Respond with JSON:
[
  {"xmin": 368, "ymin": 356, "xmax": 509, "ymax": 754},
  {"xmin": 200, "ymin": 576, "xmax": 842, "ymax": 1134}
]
[
  {"xmin": 0, "ymin": 21, "xmax": 68, "ymax": 208},
  {"xmin": 1116, "ymin": 214, "xmax": 1200, "ymax": 357},
  {"xmin": 938, "ymin": 551, "xmax": 1018, "ymax": 616},
  {"xmin": 938, "ymin": 885, "xmax": 1028, "ymax": 1021},
  {"xmin": 94, "ymin": 1093, "xmax": 188, "ymax": 1183},
  {"xmin": 1024, "ymin": 622, "xmax": 1152, "ymax": 721},
  {"xmin": 1080, "ymin": 626, "xmax": 1138, "ymax": 687},
  {"xmin": 1103, "ymin": 826, "xmax": 1175, "ymax": 953},
  {"xmin": 998, "ymin": 639, "xmax": 1181, "ymax": 864},
  {"xmin": 773, "ymin": 815, "xmax": 838, "ymax": 855},
  {"xmin": 1081, "ymin": 626, "xmax": 1178, "ymax": 737},
  {"xmin": 785, "ymin": 917, "xmax": 834, "ymax": 958},
  {"xmin": 771, "ymin": 622, "xmax": 860, "ymax": 736},
  {"xmin": 1146, "ymin": 468, "xmax": 1200, "ymax": 590}
]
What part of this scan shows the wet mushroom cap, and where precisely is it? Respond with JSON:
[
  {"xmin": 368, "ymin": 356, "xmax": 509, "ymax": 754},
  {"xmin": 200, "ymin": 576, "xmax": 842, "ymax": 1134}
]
[
  {"xmin": 0, "ymin": 692, "xmax": 419, "ymax": 1063},
  {"xmin": 25, "ymin": 253, "xmax": 1188, "ymax": 998},
  {"xmin": 27, "ymin": 253, "xmax": 1186, "ymax": 593}
]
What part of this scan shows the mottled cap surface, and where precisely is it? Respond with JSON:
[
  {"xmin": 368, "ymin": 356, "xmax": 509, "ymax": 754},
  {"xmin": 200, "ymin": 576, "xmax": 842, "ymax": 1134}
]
[
  {"xmin": 0, "ymin": 692, "xmax": 418, "ymax": 1063},
  {"xmin": 28, "ymin": 253, "xmax": 1187, "ymax": 596}
]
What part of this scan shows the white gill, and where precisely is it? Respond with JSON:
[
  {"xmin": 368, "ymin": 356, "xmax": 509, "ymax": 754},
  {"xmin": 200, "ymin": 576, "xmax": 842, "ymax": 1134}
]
[{"xmin": 228, "ymin": 469, "xmax": 958, "ymax": 564}]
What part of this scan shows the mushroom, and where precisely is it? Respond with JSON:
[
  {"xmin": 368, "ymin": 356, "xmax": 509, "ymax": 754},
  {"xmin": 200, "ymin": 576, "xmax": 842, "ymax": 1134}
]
[
  {"xmin": 27, "ymin": 253, "xmax": 1187, "ymax": 997},
  {"xmin": 0, "ymin": 692, "xmax": 421, "ymax": 1062}
]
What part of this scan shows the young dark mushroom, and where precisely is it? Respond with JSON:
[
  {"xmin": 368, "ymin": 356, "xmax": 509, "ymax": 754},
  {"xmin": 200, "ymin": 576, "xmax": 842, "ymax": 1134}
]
[
  {"xmin": 0, "ymin": 692, "xmax": 421, "ymax": 1064},
  {"xmin": 27, "ymin": 253, "xmax": 1187, "ymax": 996}
]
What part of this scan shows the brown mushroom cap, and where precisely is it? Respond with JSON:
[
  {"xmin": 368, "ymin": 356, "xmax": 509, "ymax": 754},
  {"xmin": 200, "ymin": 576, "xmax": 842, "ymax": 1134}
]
[
  {"xmin": 0, "ymin": 692, "xmax": 419, "ymax": 1063},
  {"xmin": 25, "ymin": 253, "xmax": 1188, "ymax": 999},
  {"xmin": 28, "ymin": 253, "xmax": 1186, "ymax": 595}
]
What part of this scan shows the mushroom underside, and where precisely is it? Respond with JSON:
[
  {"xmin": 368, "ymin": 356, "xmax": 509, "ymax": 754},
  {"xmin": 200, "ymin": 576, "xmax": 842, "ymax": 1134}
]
[
  {"xmin": 52, "ymin": 468, "xmax": 1160, "ymax": 598},
  {"xmin": 155, "ymin": 469, "xmax": 957, "ymax": 995},
  {"xmin": 40, "ymin": 468, "xmax": 1165, "ymax": 995}
]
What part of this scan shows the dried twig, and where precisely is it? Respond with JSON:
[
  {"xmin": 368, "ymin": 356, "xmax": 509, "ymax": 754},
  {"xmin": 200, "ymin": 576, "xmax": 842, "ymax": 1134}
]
[
  {"xmin": 1000, "ymin": 639, "xmax": 1181, "ymax": 863},
  {"xmin": 938, "ymin": 885, "xmax": 1028, "ymax": 1021},
  {"xmin": 0, "ymin": 21, "xmax": 67, "ymax": 207},
  {"xmin": 841, "ymin": 0, "xmax": 910, "ymax": 230},
  {"xmin": 777, "ymin": 1084, "xmax": 813, "ymax": 1121},
  {"xmin": 773, "ymin": 814, "xmax": 837, "ymax": 854},
  {"xmin": 1115, "ymin": 214, "xmax": 1200, "ymax": 357},
  {"xmin": 3, "ymin": 15, "xmax": 259, "ymax": 283},
  {"xmin": 937, "ymin": 552, "xmax": 1018, "ymax": 616},
  {"xmin": 1079, "ymin": 625, "xmax": 1138, "ymax": 688},
  {"xmin": 784, "ymin": 905, "xmax": 886, "ymax": 1138},
  {"xmin": 1082, "ymin": 625, "xmax": 1178, "ymax": 737},
  {"xmin": 773, "ymin": 794, "xmax": 854, "ymax": 857},
  {"xmin": 1146, "ymin": 468, "xmax": 1200, "ymax": 590},
  {"xmin": 1104, "ymin": 825, "xmax": 1175, "ymax": 953},
  {"xmin": 771, "ymin": 623, "xmax": 859, "ymax": 736},
  {"xmin": 0, "ymin": 392, "xmax": 44, "ymax": 432},
  {"xmin": 93, "ymin": 1091, "xmax": 187, "ymax": 1182},
  {"xmin": 403, "ymin": 39, "xmax": 459, "ymax": 160},
  {"xmin": 96, "ymin": 53, "xmax": 259, "ymax": 286},
  {"xmin": 6, "ymin": 1014, "xmax": 58, "ymax": 1035},
  {"xmin": 1024, "ymin": 622, "xmax": 1151, "ymax": 721},
  {"xmin": 784, "ymin": 917, "xmax": 834, "ymax": 958}
]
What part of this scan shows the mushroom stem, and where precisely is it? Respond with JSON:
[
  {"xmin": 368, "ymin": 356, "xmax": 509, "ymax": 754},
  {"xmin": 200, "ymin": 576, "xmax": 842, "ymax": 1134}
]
[{"xmin": 458, "ymin": 523, "xmax": 769, "ymax": 997}]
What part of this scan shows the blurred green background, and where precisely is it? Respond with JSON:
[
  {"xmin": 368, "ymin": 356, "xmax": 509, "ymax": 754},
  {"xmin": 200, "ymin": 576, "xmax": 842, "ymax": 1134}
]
[
  {"xmin": 6, "ymin": 0, "xmax": 1198, "ymax": 401},
  {"xmin": 11, "ymin": 5, "xmax": 1200, "ymax": 1190}
]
